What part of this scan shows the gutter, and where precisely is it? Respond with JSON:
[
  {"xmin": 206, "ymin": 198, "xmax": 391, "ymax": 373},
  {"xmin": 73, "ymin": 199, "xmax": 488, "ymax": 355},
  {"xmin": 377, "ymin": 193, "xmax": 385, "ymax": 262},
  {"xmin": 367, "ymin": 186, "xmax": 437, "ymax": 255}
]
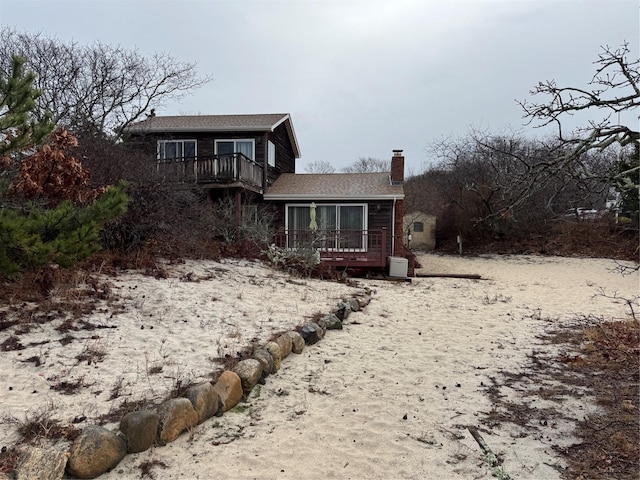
[{"xmin": 263, "ymin": 194, "xmax": 405, "ymax": 201}]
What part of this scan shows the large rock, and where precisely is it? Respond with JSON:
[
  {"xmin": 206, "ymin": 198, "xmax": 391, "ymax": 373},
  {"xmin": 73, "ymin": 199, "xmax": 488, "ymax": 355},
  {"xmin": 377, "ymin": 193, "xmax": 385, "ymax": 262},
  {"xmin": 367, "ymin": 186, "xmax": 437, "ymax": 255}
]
[
  {"xmin": 347, "ymin": 297, "xmax": 361, "ymax": 312},
  {"xmin": 212, "ymin": 370, "xmax": 243, "ymax": 412},
  {"xmin": 264, "ymin": 341, "xmax": 282, "ymax": 372},
  {"xmin": 253, "ymin": 348, "xmax": 275, "ymax": 376},
  {"xmin": 321, "ymin": 314, "xmax": 343, "ymax": 330},
  {"xmin": 357, "ymin": 295, "xmax": 371, "ymax": 308},
  {"xmin": 157, "ymin": 398, "xmax": 198, "ymax": 443},
  {"xmin": 275, "ymin": 333, "xmax": 292, "ymax": 359},
  {"xmin": 300, "ymin": 322, "xmax": 322, "ymax": 345},
  {"xmin": 285, "ymin": 331, "xmax": 305, "ymax": 354},
  {"xmin": 119, "ymin": 410, "xmax": 158, "ymax": 453},
  {"xmin": 66, "ymin": 425, "xmax": 126, "ymax": 479},
  {"xmin": 185, "ymin": 382, "xmax": 219, "ymax": 423},
  {"xmin": 333, "ymin": 302, "xmax": 348, "ymax": 321},
  {"xmin": 15, "ymin": 446, "xmax": 67, "ymax": 480},
  {"xmin": 314, "ymin": 317, "xmax": 328, "ymax": 336},
  {"xmin": 233, "ymin": 359, "xmax": 262, "ymax": 396}
]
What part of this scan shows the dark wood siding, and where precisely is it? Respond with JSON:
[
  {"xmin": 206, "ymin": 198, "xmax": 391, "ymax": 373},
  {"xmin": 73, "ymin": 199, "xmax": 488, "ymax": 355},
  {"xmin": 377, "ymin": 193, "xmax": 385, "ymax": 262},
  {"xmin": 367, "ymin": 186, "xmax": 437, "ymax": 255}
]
[
  {"xmin": 266, "ymin": 122, "xmax": 296, "ymax": 184},
  {"xmin": 367, "ymin": 200, "xmax": 394, "ymax": 257},
  {"xmin": 126, "ymin": 131, "xmax": 268, "ymax": 161}
]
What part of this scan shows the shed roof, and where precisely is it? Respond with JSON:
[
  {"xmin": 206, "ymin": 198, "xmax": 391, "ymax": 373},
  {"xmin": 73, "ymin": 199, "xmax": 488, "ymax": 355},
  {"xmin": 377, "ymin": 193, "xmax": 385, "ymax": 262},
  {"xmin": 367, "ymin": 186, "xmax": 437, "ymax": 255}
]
[
  {"xmin": 124, "ymin": 113, "xmax": 300, "ymax": 158},
  {"xmin": 264, "ymin": 172, "xmax": 404, "ymax": 201}
]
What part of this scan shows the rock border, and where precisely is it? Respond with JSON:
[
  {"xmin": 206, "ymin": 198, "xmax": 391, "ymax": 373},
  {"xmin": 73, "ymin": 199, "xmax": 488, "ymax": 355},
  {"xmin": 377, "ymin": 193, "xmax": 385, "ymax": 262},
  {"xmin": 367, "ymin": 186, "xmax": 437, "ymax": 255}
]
[{"xmin": 8, "ymin": 289, "xmax": 373, "ymax": 479}]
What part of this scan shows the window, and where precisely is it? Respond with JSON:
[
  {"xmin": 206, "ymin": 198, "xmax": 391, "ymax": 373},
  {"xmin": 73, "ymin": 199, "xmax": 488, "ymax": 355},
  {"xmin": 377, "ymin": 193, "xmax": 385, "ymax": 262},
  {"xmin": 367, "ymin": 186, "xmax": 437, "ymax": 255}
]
[
  {"xmin": 286, "ymin": 203, "xmax": 367, "ymax": 250},
  {"xmin": 413, "ymin": 221, "xmax": 424, "ymax": 232},
  {"xmin": 215, "ymin": 139, "xmax": 255, "ymax": 160},
  {"xmin": 157, "ymin": 140, "xmax": 196, "ymax": 160},
  {"xmin": 268, "ymin": 140, "xmax": 276, "ymax": 167}
]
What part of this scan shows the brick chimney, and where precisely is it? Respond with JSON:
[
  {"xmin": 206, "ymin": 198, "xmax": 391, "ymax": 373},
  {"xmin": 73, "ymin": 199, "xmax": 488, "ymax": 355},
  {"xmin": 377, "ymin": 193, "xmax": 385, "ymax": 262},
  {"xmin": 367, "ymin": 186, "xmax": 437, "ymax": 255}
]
[
  {"xmin": 390, "ymin": 149, "xmax": 404, "ymax": 184},
  {"xmin": 390, "ymin": 149, "xmax": 405, "ymax": 262}
]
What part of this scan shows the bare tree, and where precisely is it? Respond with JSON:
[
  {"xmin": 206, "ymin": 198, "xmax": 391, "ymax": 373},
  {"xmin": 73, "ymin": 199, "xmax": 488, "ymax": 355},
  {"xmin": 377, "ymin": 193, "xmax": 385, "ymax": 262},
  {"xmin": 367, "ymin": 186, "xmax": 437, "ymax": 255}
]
[
  {"xmin": 518, "ymin": 41, "xmax": 639, "ymax": 206},
  {"xmin": 0, "ymin": 28, "xmax": 213, "ymax": 139},
  {"xmin": 342, "ymin": 157, "xmax": 390, "ymax": 173},
  {"xmin": 304, "ymin": 160, "xmax": 335, "ymax": 173},
  {"xmin": 519, "ymin": 42, "xmax": 639, "ymax": 154},
  {"xmin": 436, "ymin": 44, "xmax": 640, "ymax": 223}
]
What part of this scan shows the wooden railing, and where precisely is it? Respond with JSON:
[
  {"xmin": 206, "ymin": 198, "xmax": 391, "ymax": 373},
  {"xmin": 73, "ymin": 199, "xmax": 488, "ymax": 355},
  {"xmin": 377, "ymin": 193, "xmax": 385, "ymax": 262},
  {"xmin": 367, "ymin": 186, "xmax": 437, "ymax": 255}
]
[
  {"xmin": 155, "ymin": 154, "xmax": 263, "ymax": 188},
  {"xmin": 272, "ymin": 229, "xmax": 388, "ymax": 267}
]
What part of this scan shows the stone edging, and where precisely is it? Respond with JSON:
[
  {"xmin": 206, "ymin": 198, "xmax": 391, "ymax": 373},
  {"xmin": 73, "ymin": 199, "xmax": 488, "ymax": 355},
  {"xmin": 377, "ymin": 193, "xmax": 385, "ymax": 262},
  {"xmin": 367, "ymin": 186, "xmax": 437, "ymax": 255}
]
[{"xmin": 5, "ymin": 290, "xmax": 373, "ymax": 479}]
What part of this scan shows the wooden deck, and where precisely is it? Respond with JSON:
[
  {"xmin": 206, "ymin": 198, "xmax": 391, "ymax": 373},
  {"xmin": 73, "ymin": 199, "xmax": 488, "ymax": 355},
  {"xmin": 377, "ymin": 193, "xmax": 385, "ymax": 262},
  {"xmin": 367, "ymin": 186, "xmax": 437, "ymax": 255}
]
[
  {"xmin": 272, "ymin": 229, "xmax": 389, "ymax": 268},
  {"xmin": 155, "ymin": 154, "xmax": 263, "ymax": 189}
]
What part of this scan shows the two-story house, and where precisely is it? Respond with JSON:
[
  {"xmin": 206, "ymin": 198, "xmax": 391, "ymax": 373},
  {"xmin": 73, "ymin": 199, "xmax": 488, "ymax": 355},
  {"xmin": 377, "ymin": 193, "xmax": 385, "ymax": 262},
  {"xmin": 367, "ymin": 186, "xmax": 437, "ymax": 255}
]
[
  {"xmin": 124, "ymin": 113, "xmax": 408, "ymax": 275},
  {"xmin": 124, "ymin": 112, "xmax": 300, "ymax": 206}
]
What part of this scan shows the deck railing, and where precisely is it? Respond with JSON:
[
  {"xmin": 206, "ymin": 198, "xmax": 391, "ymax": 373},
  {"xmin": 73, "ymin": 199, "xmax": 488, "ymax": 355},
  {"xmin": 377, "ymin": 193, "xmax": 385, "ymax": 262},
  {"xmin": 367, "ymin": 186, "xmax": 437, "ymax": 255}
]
[
  {"xmin": 155, "ymin": 154, "xmax": 263, "ymax": 188},
  {"xmin": 272, "ymin": 229, "xmax": 388, "ymax": 267}
]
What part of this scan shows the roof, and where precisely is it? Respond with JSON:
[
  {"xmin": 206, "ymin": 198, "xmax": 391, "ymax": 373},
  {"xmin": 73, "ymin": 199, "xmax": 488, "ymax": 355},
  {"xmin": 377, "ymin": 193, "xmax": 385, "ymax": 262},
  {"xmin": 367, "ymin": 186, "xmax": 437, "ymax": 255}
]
[
  {"xmin": 264, "ymin": 172, "xmax": 404, "ymax": 201},
  {"xmin": 124, "ymin": 113, "xmax": 301, "ymax": 158}
]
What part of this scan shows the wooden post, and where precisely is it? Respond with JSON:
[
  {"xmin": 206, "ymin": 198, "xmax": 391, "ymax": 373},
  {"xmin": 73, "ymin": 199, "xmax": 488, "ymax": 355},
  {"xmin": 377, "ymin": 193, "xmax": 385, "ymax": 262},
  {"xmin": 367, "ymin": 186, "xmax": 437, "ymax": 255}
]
[
  {"xmin": 467, "ymin": 426, "xmax": 512, "ymax": 480},
  {"xmin": 235, "ymin": 190, "xmax": 242, "ymax": 227},
  {"xmin": 381, "ymin": 227, "xmax": 388, "ymax": 264}
]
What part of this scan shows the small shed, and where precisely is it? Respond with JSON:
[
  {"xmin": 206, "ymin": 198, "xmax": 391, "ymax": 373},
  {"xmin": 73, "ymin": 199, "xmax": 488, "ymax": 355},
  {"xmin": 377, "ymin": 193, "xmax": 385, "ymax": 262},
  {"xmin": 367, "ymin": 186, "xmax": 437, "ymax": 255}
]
[{"xmin": 404, "ymin": 212, "xmax": 436, "ymax": 251}]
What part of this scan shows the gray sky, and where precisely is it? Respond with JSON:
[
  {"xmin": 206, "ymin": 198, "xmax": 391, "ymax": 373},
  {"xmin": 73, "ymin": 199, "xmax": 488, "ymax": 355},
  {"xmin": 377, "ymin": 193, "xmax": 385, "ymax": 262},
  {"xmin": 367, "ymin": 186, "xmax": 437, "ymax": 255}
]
[{"xmin": 1, "ymin": 0, "xmax": 638, "ymax": 174}]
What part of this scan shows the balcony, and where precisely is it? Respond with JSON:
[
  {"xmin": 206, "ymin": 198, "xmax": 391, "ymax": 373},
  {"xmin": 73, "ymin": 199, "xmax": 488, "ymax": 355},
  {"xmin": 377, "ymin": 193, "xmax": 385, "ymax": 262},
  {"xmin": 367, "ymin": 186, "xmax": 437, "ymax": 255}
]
[
  {"xmin": 155, "ymin": 153, "xmax": 264, "ymax": 190},
  {"xmin": 272, "ymin": 229, "xmax": 389, "ymax": 268}
]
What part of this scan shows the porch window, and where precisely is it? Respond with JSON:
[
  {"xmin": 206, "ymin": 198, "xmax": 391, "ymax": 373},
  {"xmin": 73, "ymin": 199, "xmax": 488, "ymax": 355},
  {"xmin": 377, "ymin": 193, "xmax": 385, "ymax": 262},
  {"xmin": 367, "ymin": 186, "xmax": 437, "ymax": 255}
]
[
  {"xmin": 157, "ymin": 140, "xmax": 196, "ymax": 160},
  {"xmin": 215, "ymin": 139, "xmax": 255, "ymax": 160},
  {"xmin": 413, "ymin": 221, "xmax": 424, "ymax": 232},
  {"xmin": 286, "ymin": 203, "xmax": 367, "ymax": 250}
]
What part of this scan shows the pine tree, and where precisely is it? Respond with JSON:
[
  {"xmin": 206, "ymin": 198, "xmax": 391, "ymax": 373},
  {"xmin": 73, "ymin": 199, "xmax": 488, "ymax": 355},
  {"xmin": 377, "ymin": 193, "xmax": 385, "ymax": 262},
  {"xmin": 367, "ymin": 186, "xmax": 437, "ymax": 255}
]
[
  {"xmin": 615, "ymin": 143, "xmax": 639, "ymax": 218},
  {"xmin": 0, "ymin": 55, "xmax": 54, "ymax": 160},
  {"xmin": 0, "ymin": 182, "xmax": 128, "ymax": 275},
  {"xmin": 0, "ymin": 55, "xmax": 128, "ymax": 278}
]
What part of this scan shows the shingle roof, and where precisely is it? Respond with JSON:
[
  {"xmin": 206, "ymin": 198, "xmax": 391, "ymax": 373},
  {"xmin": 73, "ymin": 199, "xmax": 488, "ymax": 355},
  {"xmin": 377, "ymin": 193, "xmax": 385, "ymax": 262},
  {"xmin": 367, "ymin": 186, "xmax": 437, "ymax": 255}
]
[
  {"xmin": 124, "ymin": 113, "xmax": 300, "ymax": 158},
  {"xmin": 263, "ymin": 172, "xmax": 404, "ymax": 201},
  {"xmin": 125, "ymin": 113, "xmax": 290, "ymax": 132}
]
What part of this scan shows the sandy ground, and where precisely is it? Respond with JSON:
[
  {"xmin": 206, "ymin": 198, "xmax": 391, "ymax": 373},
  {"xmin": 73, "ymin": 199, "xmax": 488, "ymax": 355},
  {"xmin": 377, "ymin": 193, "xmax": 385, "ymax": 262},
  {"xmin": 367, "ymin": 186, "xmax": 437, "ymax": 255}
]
[{"xmin": 1, "ymin": 253, "xmax": 638, "ymax": 479}]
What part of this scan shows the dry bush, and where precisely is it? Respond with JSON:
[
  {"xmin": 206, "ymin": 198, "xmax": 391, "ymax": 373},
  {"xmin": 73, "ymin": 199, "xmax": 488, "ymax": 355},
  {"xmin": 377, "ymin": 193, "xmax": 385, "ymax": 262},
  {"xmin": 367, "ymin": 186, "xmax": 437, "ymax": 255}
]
[
  {"xmin": 8, "ymin": 128, "xmax": 104, "ymax": 206},
  {"xmin": 97, "ymin": 398, "xmax": 148, "ymax": 425},
  {"xmin": 438, "ymin": 221, "xmax": 638, "ymax": 261},
  {"xmin": 1, "ymin": 405, "xmax": 80, "ymax": 445},
  {"xmin": 138, "ymin": 459, "xmax": 169, "ymax": 479},
  {"xmin": 560, "ymin": 320, "xmax": 639, "ymax": 479},
  {"xmin": 75, "ymin": 136, "xmax": 223, "ymax": 260}
]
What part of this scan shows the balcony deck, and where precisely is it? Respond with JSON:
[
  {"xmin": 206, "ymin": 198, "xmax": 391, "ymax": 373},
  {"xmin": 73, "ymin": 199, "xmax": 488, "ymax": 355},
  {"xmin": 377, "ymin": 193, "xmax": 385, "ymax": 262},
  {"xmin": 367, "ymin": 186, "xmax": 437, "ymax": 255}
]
[
  {"xmin": 272, "ymin": 229, "xmax": 389, "ymax": 268},
  {"xmin": 155, "ymin": 154, "xmax": 263, "ymax": 190}
]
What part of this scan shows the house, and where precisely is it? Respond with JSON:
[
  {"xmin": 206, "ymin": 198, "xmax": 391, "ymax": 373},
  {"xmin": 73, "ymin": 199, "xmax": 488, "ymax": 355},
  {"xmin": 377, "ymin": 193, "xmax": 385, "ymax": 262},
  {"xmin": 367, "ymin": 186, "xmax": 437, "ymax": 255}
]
[
  {"xmin": 264, "ymin": 150, "xmax": 407, "ymax": 272},
  {"xmin": 123, "ymin": 113, "xmax": 301, "ymax": 217},
  {"xmin": 124, "ymin": 114, "xmax": 409, "ymax": 274},
  {"xmin": 404, "ymin": 211, "xmax": 436, "ymax": 250}
]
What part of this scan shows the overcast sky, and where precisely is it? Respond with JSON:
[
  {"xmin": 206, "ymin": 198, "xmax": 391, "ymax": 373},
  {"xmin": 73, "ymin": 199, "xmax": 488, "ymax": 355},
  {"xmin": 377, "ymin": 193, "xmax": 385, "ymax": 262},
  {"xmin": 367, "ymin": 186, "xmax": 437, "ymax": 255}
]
[{"xmin": 1, "ymin": 0, "xmax": 638, "ymax": 174}]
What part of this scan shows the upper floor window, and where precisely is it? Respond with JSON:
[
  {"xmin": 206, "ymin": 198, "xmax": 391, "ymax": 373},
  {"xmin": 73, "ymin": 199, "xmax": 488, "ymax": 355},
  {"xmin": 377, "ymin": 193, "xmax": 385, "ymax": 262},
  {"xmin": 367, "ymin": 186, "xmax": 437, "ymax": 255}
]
[
  {"xmin": 157, "ymin": 140, "xmax": 196, "ymax": 160},
  {"xmin": 268, "ymin": 140, "xmax": 276, "ymax": 167},
  {"xmin": 413, "ymin": 221, "xmax": 424, "ymax": 232},
  {"xmin": 215, "ymin": 139, "xmax": 255, "ymax": 160}
]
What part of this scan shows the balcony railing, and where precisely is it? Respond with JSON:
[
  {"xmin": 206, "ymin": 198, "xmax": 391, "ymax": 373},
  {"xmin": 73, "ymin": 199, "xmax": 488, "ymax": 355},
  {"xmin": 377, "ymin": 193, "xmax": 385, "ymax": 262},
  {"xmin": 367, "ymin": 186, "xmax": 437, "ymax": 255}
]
[
  {"xmin": 155, "ymin": 153, "xmax": 264, "ymax": 188},
  {"xmin": 272, "ymin": 229, "xmax": 389, "ymax": 267}
]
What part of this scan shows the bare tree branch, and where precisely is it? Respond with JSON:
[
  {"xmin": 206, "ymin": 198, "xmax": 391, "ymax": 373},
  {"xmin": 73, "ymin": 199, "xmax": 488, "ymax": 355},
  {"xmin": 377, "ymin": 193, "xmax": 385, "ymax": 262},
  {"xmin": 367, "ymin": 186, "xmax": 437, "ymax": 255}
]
[
  {"xmin": 518, "ymin": 42, "xmax": 639, "ymax": 158},
  {"xmin": 0, "ymin": 27, "xmax": 213, "ymax": 139},
  {"xmin": 304, "ymin": 160, "xmax": 336, "ymax": 173},
  {"xmin": 342, "ymin": 157, "xmax": 390, "ymax": 173}
]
